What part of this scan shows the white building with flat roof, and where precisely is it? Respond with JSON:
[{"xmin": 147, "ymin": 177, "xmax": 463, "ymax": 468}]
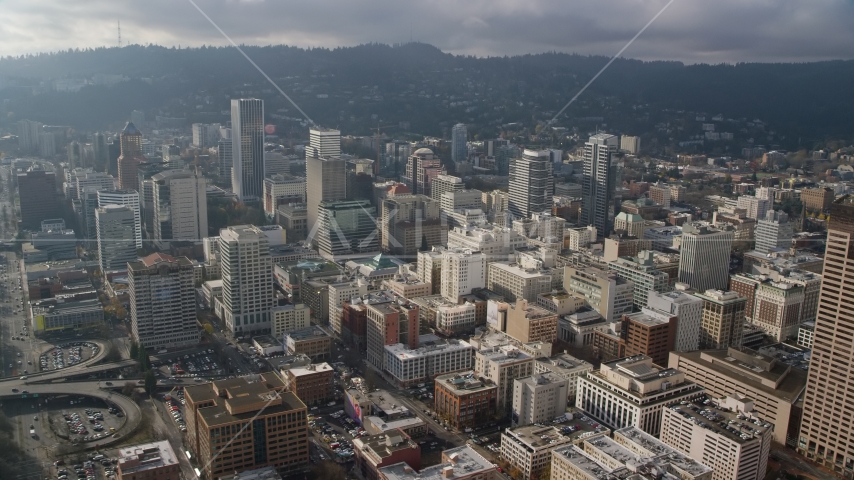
[
  {"xmin": 378, "ymin": 445, "xmax": 497, "ymax": 480},
  {"xmin": 500, "ymin": 420, "xmax": 610, "ymax": 480},
  {"xmin": 476, "ymin": 345, "xmax": 535, "ymax": 410},
  {"xmin": 447, "ymin": 224, "xmax": 526, "ymax": 261},
  {"xmin": 441, "ymin": 249, "xmax": 486, "ymax": 302},
  {"xmin": 534, "ymin": 353, "xmax": 594, "ymax": 401},
  {"xmin": 384, "ymin": 336, "xmax": 475, "ymax": 388},
  {"xmin": 512, "ymin": 373, "xmax": 569, "ymax": 427},
  {"xmin": 646, "ymin": 286, "xmax": 703, "ymax": 352}
]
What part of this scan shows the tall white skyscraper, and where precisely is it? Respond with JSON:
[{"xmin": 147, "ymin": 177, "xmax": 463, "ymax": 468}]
[
  {"xmin": 581, "ymin": 133, "xmax": 620, "ymax": 238},
  {"xmin": 440, "ymin": 248, "xmax": 486, "ymax": 302},
  {"xmin": 451, "ymin": 123, "xmax": 467, "ymax": 163},
  {"xmin": 755, "ymin": 210, "xmax": 793, "ymax": 253},
  {"xmin": 129, "ymin": 253, "xmax": 200, "ymax": 349},
  {"xmin": 678, "ymin": 222, "xmax": 734, "ymax": 292},
  {"xmin": 97, "ymin": 189, "xmax": 142, "ymax": 248},
  {"xmin": 646, "ymin": 287, "xmax": 704, "ymax": 352},
  {"xmin": 230, "ymin": 98, "xmax": 265, "ymax": 201},
  {"xmin": 508, "ymin": 149, "xmax": 553, "ymax": 220},
  {"xmin": 151, "ymin": 170, "xmax": 209, "ymax": 245},
  {"xmin": 95, "ymin": 204, "xmax": 138, "ymax": 273},
  {"xmin": 305, "ymin": 127, "xmax": 345, "ymax": 236},
  {"xmin": 219, "ymin": 225, "xmax": 274, "ymax": 335}
]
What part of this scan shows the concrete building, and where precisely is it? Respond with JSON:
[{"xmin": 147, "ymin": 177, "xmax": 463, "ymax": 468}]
[
  {"xmin": 563, "ymin": 266, "xmax": 634, "ymax": 322},
  {"xmin": 384, "ymin": 336, "xmax": 475, "ymax": 388},
  {"xmin": 447, "ymin": 224, "xmax": 527, "ymax": 261},
  {"xmin": 404, "ymin": 147, "xmax": 442, "ymax": 197},
  {"xmin": 95, "ymin": 204, "xmax": 137, "ymax": 273},
  {"xmin": 660, "ymin": 395, "xmax": 772, "ymax": 480},
  {"xmin": 646, "ymin": 287, "xmax": 704, "ymax": 352},
  {"xmin": 381, "ymin": 194, "xmax": 445, "ymax": 258},
  {"xmin": 305, "ymin": 131, "xmax": 345, "ymax": 233},
  {"xmin": 534, "ymin": 353, "xmax": 593, "ymax": 402},
  {"xmin": 129, "ymin": 253, "xmax": 200, "ymax": 349},
  {"xmin": 505, "ymin": 299, "xmax": 558, "ymax": 344},
  {"xmin": 327, "ymin": 279, "xmax": 369, "ymax": 335},
  {"xmin": 270, "ymin": 303, "xmax": 310, "ymax": 338},
  {"xmin": 183, "ymin": 375, "xmax": 307, "ymax": 479},
  {"xmin": 613, "ymin": 212, "xmax": 645, "ymax": 238},
  {"xmin": 353, "ymin": 429, "xmax": 421, "ymax": 480},
  {"xmin": 609, "ymin": 251, "xmax": 672, "ymax": 309},
  {"xmin": 263, "ymin": 174, "xmax": 305, "ymax": 216},
  {"xmin": 475, "ymin": 345, "xmax": 535, "ymax": 410},
  {"xmin": 97, "ymin": 189, "xmax": 142, "ymax": 248},
  {"xmin": 550, "ymin": 427, "xmax": 713, "ymax": 480},
  {"xmin": 117, "ymin": 122, "xmax": 145, "ymax": 191},
  {"xmin": 315, "ymin": 199, "xmax": 380, "ymax": 260},
  {"xmin": 377, "ymin": 445, "xmax": 497, "ymax": 480},
  {"xmin": 736, "ymin": 195, "xmax": 771, "ymax": 221},
  {"xmin": 648, "ymin": 183, "xmax": 670, "ymax": 208},
  {"xmin": 754, "ymin": 210, "xmax": 793, "ymax": 254},
  {"xmin": 644, "ymin": 225, "xmax": 683, "ymax": 251},
  {"xmin": 669, "ymin": 348, "xmax": 807, "ymax": 445},
  {"xmin": 219, "ymin": 225, "xmax": 274, "ymax": 336},
  {"xmin": 366, "ymin": 301, "xmax": 420, "ymax": 371},
  {"xmin": 150, "ymin": 170, "xmax": 208, "ymax": 246},
  {"xmin": 509, "ymin": 149, "xmax": 553, "ymax": 220},
  {"xmin": 230, "ymin": 98, "xmax": 265, "ymax": 201},
  {"xmin": 283, "ymin": 362, "xmax": 333, "ymax": 406},
  {"xmin": 695, "ymin": 289, "xmax": 747, "ymax": 349},
  {"xmin": 576, "ymin": 355, "xmax": 705, "ymax": 436},
  {"xmin": 619, "ymin": 309, "xmax": 677, "ymax": 367},
  {"xmin": 30, "ymin": 298, "xmax": 105, "ymax": 333},
  {"xmin": 679, "ymin": 223, "xmax": 734, "ymax": 292},
  {"xmin": 434, "ymin": 371, "xmax": 499, "ymax": 429},
  {"xmin": 435, "ymin": 302, "xmax": 477, "ymax": 336},
  {"xmin": 284, "ymin": 327, "xmax": 331, "ymax": 361},
  {"xmin": 440, "ymin": 249, "xmax": 486, "ymax": 302},
  {"xmin": 18, "ymin": 169, "xmax": 59, "ymax": 230},
  {"xmin": 500, "ymin": 421, "xmax": 610, "ymax": 480},
  {"xmin": 581, "ymin": 133, "xmax": 620, "ymax": 237},
  {"xmin": 417, "ymin": 248, "xmax": 444, "ymax": 294},
  {"xmin": 431, "ymin": 174, "xmax": 465, "ymax": 202},
  {"xmin": 751, "ymin": 279, "xmax": 805, "ymax": 341},
  {"xmin": 116, "ymin": 441, "xmax": 180, "ymax": 480},
  {"xmin": 452, "ymin": 123, "xmax": 468, "ymax": 163},
  {"xmin": 275, "ymin": 203, "xmax": 308, "ymax": 243},
  {"xmin": 511, "ymin": 373, "xmax": 569, "ymax": 427},
  {"xmin": 488, "ymin": 262, "xmax": 552, "ymax": 303},
  {"xmin": 620, "ymin": 135, "xmax": 641, "ymax": 155},
  {"xmin": 567, "ymin": 226, "xmax": 597, "ymax": 251},
  {"xmin": 799, "ymin": 187, "xmax": 834, "ymax": 212}
]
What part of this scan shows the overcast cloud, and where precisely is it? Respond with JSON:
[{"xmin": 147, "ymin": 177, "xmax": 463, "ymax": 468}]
[{"xmin": 1, "ymin": 0, "xmax": 853, "ymax": 64}]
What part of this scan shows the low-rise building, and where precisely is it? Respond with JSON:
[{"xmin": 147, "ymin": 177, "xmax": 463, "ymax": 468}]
[
  {"xmin": 284, "ymin": 327, "xmax": 332, "ymax": 361},
  {"xmin": 116, "ymin": 440, "xmax": 181, "ymax": 480},
  {"xmin": 362, "ymin": 415, "xmax": 428, "ymax": 439},
  {"xmin": 435, "ymin": 302, "xmax": 478, "ymax": 336},
  {"xmin": 252, "ymin": 335, "xmax": 284, "ymax": 356},
  {"xmin": 536, "ymin": 291, "xmax": 586, "ymax": 316},
  {"xmin": 576, "ymin": 355, "xmax": 705, "ymax": 436},
  {"xmin": 384, "ymin": 335, "xmax": 475, "ymax": 388},
  {"xmin": 500, "ymin": 418, "xmax": 610, "ymax": 480},
  {"xmin": 475, "ymin": 345, "xmax": 535, "ymax": 411},
  {"xmin": 488, "ymin": 262, "xmax": 552, "ymax": 303},
  {"xmin": 31, "ymin": 297, "xmax": 105, "ymax": 333},
  {"xmin": 661, "ymin": 395, "xmax": 772, "ymax": 480},
  {"xmin": 378, "ymin": 445, "xmax": 498, "ymax": 480},
  {"xmin": 434, "ymin": 371, "xmax": 499, "ymax": 429},
  {"xmin": 353, "ymin": 429, "xmax": 421, "ymax": 480},
  {"xmin": 284, "ymin": 362, "xmax": 333, "ymax": 406},
  {"xmin": 557, "ymin": 310, "xmax": 610, "ymax": 347}
]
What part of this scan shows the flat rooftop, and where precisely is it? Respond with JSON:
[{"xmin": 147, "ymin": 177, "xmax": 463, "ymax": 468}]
[
  {"xmin": 253, "ymin": 335, "xmax": 282, "ymax": 348},
  {"xmin": 289, "ymin": 362, "xmax": 332, "ymax": 377},
  {"xmin": 503, "ymin": 413, "xmax": 609, "ymax": 450},
  {"xmin": 285, "ymin": 327, "xmax": 330, "ymax": 341},
  {"xmin": 117, "ymin": 440, "xmax": 178, "ymax": 475},
  {"xmin": 378, "ymin": 445, "xmax": 494, "ymax": 480},
  {"xmin": 436, "ymin": 371, "xmax": 496, "ymax": 395},
  {"xmin": 535, "ymin": 353, "xmax": 594, "ymax": 373},
  {"xmin": 666, "ymin": 395, "xmax": 772, "ymax": 444},
  {"xmin": 385, "ymin": 338, "xmax": 473, "ymax": 359}
]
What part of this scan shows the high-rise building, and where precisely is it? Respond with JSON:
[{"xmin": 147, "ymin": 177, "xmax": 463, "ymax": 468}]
[
  {"xmin": 646, "ymin": 287, "xmax": 703, "ymax": 352},
  {"xmin": 403, "ymin": 148, "xmax": 443, "ymax": 197},
  {"xmin": 678, "ymin": 223, "xmax": 734, "ymax": 292},
  {"xmin": 660, "ymin": 395, "xmax": 772, "ymax": 480},
  {"xmin": 381, "ymin": 194, "xmax": 444, "ymax": 257},
  {"xmin": 129, "ymin": 253, "xmax": 200, "ymax": 349},
  {"xmin": 504, "ymin": 300, "xmax": 559, "ymax": 344},
  {"xmin": 566, "ymin": 226, "xmax": 597, "ymax": 250},
  {"xmin": 475, "ymin": 345, "xmax": 534, "ymax": 411},
  {"xmin": 696, "ymin": 289, "xmax": 746, "ymax": 349},
  {"xmin": 117, "ymin": 122, "xmax": 145, "ymax": 191},
  {"xmin": 95, "ymin": 204, "xmax": 138, "ymax": 273},
  {"xmin": 648, "ymin": 183, "xmax": 671, "ymax": 208},
  {"xmin": 184, "ymin": 376, "xmax": 308, "ymax": 479},
  {"xmin": 18, "ymin": 169, "xmax": 58, "ymax": 230},
  {"xmin": 451, "ymin": 123, "xmax": 468, "ymax": 163},
  {"xmin": 511, "ymin": 373, "xmax": 568, "ymax": 427},
  {"xmin": 92, "ymin": 132, "xmax": 109, "ymax": 172},
  {"xmin": 98, "ymin": 189, "xmax": 142, "ymax": 248},
  {"xmin": 440, "ymin": 249, "xmax": 486, "ymax": 303},
  {"xmin": 736, "ymin": 195, "xmax": 771, "ymax": 221},
  {"xmin": 487, "ymin": 262, "xmax": 552, "ymax": 303},
  {"xmin": 575, "ymin": 355, "xmax": 705, "ymax": 436},
  {"xmin": 307, "ymin": 126, "xmax": 341, "ymax": 158},
  {"xmin": 191, "ymin": 123, "xmax": 222, "ymax": 148},
  {"xmin": 315, "ymin": 200, "xmax": 380, "ymax": 260},
  {"xmin": 755, "ymin": 210, "xmax": 793, "ymax": 253},
  {"xmin": 620, "ymin": 135, "xmax": 641, "ymax": 154},
  {"xmin": 431, "ymin": 174, "xmax": 464, "ymax": 202},
  {"xmin": 217, "ymin": 137, "xmax": 232, "ymax": 179},
  {"xmin": 75, "ymin": 171, "xmax": 116, "ymax": 200},
  {"xmin": 151, "ymin": 170, "xmax": 209, "ymax": 245},
  {"xmin": 620, "ymin": 309, "xmax": 677, "ymax": 367},
  {"xmin": 581, "ymin": 133, "xmax": 620, "ymax": 237},
  {"xmin": 219, "ymin": 225, "xmax": 274, "ymax": 335},
  {"xmin": 275, "ymin": 203, "xmax": 309, "ymax": 243},
  {"xmin": 608, "ymin": 251, "xmax": 672, "ymax": 309},
  {"xmin": 16, "ymin": 119, "xmax": 41, "ymax": 153},
  {"xmin": 230, "ymin": 98, "xmax": 265, "ymax": 201},
  {"xmin": 365, "ymin": 301, "xmax": 419, "ymax": 371},
  {"xmin": 508, "ymin": 149, "xmax": 553, "ymax": 220},
  {"xmin": 798, "ymin": 197, "xmax": 854, "ymax": 470},
  {"xmin": 305, "ymin": 127, "xmax": 345, "ymax": 234},
  {"xmin": 262, "ymin": 174, "xmax": 305, "ymax": 216},
  {"xmin": 563, "ymin": 265, "xmax": 634, "ymax": 322}
]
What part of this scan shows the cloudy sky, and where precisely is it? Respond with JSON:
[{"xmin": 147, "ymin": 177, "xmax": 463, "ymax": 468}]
[{"xmin": 1, "ymin": 0, "xmax": 853, "ymax": 63}]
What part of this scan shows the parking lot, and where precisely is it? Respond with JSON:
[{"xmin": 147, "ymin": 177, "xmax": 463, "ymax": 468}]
[
  {"xmin": 49, "ymin": 400, "xmax": 126, "ymax": 445},
  {"xmin": 160, "ymin": 387, "xmax": 187, "ymax": 433},
  {"xmin": 154, "ymin": 349, "xmax": 225, "ymax": 380},
  {"xmin": 40, "ymin": 342, "xmax": 100, "ymax": 372},
  {"xmin": 53, "ymin": 451, "xmax": 120, "ymax": 480}
]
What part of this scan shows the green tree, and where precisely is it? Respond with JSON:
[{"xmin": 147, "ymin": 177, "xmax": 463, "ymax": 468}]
[
  {"xmin": 144, "ymin": 369, "xmax": 156, "ymax": 395},
  {"xmin": 129, "ymin": 341, "xmax": 139, "ymax": 361},
  {"xmin": 137, "ymin": 346, "xmax": 150, "ymax": 371}
]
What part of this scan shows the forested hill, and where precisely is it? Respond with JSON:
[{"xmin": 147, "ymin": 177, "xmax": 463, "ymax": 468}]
[{"xmin": 1, "ymin": 43, "xmax": 852, "ymax": 144}]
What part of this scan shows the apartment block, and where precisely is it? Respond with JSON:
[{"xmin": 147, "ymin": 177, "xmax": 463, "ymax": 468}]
[
  {"xmin": 563, "ymin": 265, "xmax": 634, "ymax": 322},
  {"xmin": 434, "ymin": 371, "xmax": 499, "ymax": 429},
  {"xmin": 488, "ymin": 262, "xmax": 552, "ymax": 303},
  {"xmin": 475, "ymin": 345, "xmax": 535, "ymax": 411},
  {"xmin": 270, "ymin": 303, "xmax": 311, "ymax": 338},
  {"xmin": 646, "ymin": 287, "xmax": 703, "ymax": 352},
  {"xmin": 696, "ymin": 290, "xmax": 747, "ymax": 350},
  {"xmin": 511, "ymin": 373, "xmax": 569, "ymax": 427},
  {"xmin": 505, "ymin": 299, "xmax": 559, "ymax": 344},
  {"xmin": 283, "ymin": 362, "xmax": 333, "ymax": 406}
]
